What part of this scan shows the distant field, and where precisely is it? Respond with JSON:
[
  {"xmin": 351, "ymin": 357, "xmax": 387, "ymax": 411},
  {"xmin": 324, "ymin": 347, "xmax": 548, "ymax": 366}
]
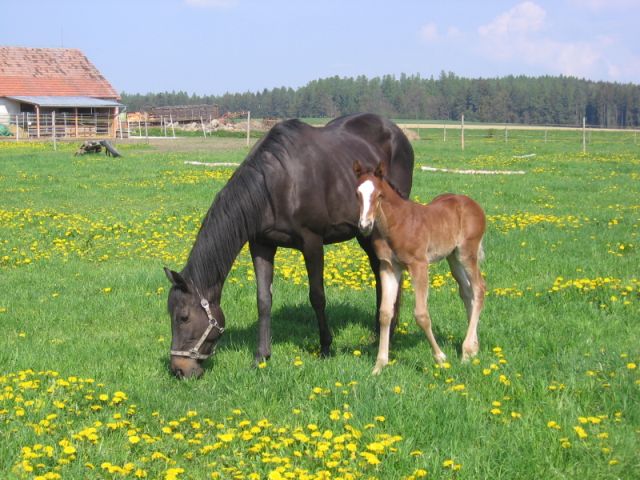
[{"xmin": 1, "ymin": 134, "xmax": 638, "ymax": 479}]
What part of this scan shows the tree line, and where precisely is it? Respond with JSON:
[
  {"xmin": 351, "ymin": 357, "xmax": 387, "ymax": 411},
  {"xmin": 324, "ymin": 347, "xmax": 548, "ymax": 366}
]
[{"xmin": 121, "ymin": 72, "xmax": 640, "ymax": 128}]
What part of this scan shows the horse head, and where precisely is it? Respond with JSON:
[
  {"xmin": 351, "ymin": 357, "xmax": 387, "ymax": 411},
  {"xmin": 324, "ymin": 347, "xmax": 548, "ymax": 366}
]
[
  {"xmin": 164, "ymin": 267, "xmax": 226, "ymax": 379},
  {"xmin": 353, "ymin": 160, "xmax": 387, "ymax": 236}
]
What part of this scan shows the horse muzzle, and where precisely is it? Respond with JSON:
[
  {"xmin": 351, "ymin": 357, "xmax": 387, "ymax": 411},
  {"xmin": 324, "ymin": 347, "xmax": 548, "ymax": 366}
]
[
  {"xmin": 170, "ymin": 356, "xmax": 204, "ymax": 379},
  {"xmin": 358, "ymin": 220, "xmax": 373, "ymax": 236}
]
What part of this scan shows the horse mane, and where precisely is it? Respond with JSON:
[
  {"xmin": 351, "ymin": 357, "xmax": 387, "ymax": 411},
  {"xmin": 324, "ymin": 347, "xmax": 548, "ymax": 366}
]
[
  {"xmin": 382, "ymin": 175, "xmax": 405, "ymax": 198},
  {"xmin": 184, "ymin": 120, "xmax": 303, "ymax": 290}
]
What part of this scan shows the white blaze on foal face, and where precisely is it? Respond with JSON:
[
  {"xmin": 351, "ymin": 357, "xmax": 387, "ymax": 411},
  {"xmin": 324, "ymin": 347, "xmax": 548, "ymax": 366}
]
[{"xmin": 357, "ymin": 179, "xmax": 376, "ymax": 234}]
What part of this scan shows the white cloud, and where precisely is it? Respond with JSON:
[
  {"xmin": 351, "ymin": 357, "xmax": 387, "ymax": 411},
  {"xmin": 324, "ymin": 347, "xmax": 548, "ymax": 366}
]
[
  {"xmin": 419, "ymin": 22, "xmax": 439, "ymax": 42},
  {"xmin": 478, "ymin": 1, "xmax": 545, "ymax": 37},
  {"xmin": 476, "ymin": 2, "xmax": 604, "ymax": 78},
  {"xmin": 419, "ymin": 22, "xmax": 463, "ymax": 43},
  {"xmin": 184, "ymin": 0, "xmax": 237, "ymax": 8}
]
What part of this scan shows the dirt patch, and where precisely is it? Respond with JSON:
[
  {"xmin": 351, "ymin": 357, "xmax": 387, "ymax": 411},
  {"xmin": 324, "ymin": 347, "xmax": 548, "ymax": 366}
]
[{"xmin": 116, "ymin": 136, "xmax": 254, "ymax": 154}]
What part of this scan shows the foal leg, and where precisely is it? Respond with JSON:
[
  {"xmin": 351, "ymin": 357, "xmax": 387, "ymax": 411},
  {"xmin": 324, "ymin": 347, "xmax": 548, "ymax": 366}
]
[
  {"xmin": 373, "ymin": 261, "xmax": 402, "ymax": 375},
  {"xmin": 357, "ymin": 235, "xmax": 401, "ymax": 338},
  {"xmin": 250, "ymin": 241, "xmax": 277, "ymax": 365},
  {"xmin": 448, "ymin": 249, "xmax": 486, "ymax": 361},
  {"xmin": 408, "ymin": 262, "xmax": 446, "ymax": 364},
  {"xmin": 302, "ymin": 235, "xmax": 332, "ymax": 357}
]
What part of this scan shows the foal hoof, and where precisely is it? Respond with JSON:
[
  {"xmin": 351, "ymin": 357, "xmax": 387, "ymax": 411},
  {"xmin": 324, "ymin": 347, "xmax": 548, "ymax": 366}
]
[
  {"xmin": 372, "ymin": 360, "xmax": 387, "ymax": 375},
  {"xmin": 434, "ymin": 352, "xmax": 448, "ymax": 365},
  {"xmin": 461, "ymin": 350, "xmax": 478, "ymax": 363}
]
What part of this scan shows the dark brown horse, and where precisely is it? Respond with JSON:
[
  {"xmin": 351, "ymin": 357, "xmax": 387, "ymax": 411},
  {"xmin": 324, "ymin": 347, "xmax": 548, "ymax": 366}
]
[
  {"xmin": 164, "ymin": 114, "xmax": 414, "ymax": 378},
  {"xmin": 354, "ymin": 160, "xmax": 486, "ymax": 374}
]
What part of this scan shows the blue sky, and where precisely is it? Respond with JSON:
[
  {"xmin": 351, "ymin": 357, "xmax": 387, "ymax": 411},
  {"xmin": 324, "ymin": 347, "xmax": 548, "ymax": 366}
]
[{"xmin": 2, "ymin": 0, "xmax": 639, "ymax": 95}]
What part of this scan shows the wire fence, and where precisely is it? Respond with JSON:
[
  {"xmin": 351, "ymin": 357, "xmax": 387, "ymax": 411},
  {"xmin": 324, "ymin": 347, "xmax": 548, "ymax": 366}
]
[
  {"xmin": 1, "ymin": 114, "xmax": 638, "ymax": 152},
  {"xmin": 399, "ymin": 119, "xmax": 640, "ymax": 151},
  {"xmin": 0, "ymin": 112, "xmax": 122, "ymax": 139}
]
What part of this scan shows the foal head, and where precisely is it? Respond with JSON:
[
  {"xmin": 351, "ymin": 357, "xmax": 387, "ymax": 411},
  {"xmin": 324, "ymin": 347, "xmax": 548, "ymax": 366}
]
[{"xmin": 353, "ymin": 160, "xmax": 387, "ymax": 236}]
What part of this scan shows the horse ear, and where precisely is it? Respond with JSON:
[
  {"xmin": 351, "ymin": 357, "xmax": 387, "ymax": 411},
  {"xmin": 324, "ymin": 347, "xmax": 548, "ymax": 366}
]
[
  {"xmin": 164, "ymin": 267, "xmax": 190, "ymax": 292},
  {"xmin": 374, "ymin": 161, "xmax": 387, "ymax": 178},
  {"xmin": 353, "ymin": 160, "xmax": 363, "ymax": 177}
]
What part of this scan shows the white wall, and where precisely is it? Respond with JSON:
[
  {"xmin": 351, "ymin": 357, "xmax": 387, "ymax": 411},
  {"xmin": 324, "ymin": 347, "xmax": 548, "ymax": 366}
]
[{"xmin": 0, "ymin": 98, "xmax": 20, "ymax": 124}]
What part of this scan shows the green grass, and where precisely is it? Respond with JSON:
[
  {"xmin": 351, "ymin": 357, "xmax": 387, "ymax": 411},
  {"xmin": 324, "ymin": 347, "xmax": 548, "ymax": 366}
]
[{"xmin": 0, "ymin": 131, "xmax": 638, "ymax": 479}]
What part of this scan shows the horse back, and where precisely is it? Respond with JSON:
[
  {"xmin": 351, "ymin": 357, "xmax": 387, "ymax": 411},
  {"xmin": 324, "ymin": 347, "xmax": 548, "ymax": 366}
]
[
  {"xmin": 253, "ymin": 114, "xmax": 414, "ymax": 245},
  {"xmin": 427, "ymin": 193, "xmax": 486, "ymax": 237}
]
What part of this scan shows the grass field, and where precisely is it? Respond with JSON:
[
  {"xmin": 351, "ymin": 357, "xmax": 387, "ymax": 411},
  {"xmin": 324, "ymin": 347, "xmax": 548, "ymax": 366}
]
[{"xmin": 1, "ymin": 130, "xmax": 638, "ymax": 479}]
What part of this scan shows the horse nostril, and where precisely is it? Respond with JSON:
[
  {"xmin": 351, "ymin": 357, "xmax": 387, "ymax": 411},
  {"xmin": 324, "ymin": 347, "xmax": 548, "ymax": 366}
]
[{"xmin": 174, "ymin": 368, "xmax": 184, "ymax": 378}]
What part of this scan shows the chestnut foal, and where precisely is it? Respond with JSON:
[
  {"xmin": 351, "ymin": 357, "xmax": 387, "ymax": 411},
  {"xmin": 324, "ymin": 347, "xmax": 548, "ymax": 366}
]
[{"xmin": 354, "ymin": 161, "xmax": 486, "ymax": 375}]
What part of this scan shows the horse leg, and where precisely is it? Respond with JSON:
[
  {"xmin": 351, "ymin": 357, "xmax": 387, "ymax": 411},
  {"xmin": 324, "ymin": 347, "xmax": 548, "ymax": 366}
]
[
  {"xmin": 357, "ymin": 235, "xmax": 401, "ymax": 338},
  {"xmin": 250, "ymin": 241, "xmax": 277, "ymax": 365},
  {"xmin": 447, "ymin": 248, "xmax": 485, "ymax": 361},
  {"xmin": 373, "ymin": 261, "xmax": 402, "ymax": 375},
  {"xmin": 301, "ymin": 235, "xmax": 332, "ymax": 357},
  {"xmin": 408, "ymin": 262, "xmax": 446, "ymax": 364}
]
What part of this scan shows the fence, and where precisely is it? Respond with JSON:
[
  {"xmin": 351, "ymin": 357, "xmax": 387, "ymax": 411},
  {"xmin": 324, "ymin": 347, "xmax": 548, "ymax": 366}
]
[
  {"xmin": 0, "ymin": 112, "xmax": 123, "ymax": 139},
  {"xmin": 398, "ymin": 116, "xmax": 640, "ymax": 152}
]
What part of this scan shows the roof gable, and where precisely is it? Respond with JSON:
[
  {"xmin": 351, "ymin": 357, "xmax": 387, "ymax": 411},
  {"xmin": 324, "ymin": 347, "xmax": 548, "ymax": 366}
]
[{"xmin": 0, "ymin": 47, "xmax": 120, "ymax": 99}]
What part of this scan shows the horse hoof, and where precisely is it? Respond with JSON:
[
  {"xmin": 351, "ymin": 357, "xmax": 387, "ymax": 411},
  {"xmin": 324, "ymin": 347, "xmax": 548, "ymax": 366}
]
[
  {"xmin": 252, "ymin": 356, "xmax": 270, "ymax": 368},
  {"xmin": 434, "ymin": 352, "xmax": 447, "ymax": 365},
  {"xmin": 372, "ymin": 361, "xmax": 386, "ymax": 375},
  {"xmin": 461, "ymin": 351, "xmax": 477, "ymax": 363}
]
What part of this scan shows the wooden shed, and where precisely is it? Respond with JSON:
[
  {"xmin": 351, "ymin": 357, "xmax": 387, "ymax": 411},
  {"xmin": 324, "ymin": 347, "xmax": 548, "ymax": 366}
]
[{"xmin": 0, "ymin": 47, "xmax": 123, "ymax": 138}]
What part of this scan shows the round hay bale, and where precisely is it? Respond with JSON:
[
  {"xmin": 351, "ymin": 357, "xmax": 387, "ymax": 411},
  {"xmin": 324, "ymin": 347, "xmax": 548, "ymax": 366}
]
[{"xmin": 401, "ymin": 128, "xmax": 420, "ymax": 141}]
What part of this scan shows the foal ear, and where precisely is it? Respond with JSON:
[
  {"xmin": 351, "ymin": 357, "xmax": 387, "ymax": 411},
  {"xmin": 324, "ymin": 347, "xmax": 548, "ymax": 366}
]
[
  {"xmin": 353, "ymin": 160, "xmax": 364, "ymax": 177},
  {"xmin": 164, "ymin": 267, "xmax": 190, "ymax": 292},
  {"xmin": 374, "ymin": 161, "xmax": 387, "ymax": 179}
]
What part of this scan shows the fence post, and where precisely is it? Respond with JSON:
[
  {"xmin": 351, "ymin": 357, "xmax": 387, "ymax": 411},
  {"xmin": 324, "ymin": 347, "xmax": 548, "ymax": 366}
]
[
  {"xmin": 443, "ymin": 124, "xmax": 446, "ymax": 142},
  {"xmin": 52, "ymin": 111, "xmax": 57, "ymax": 151},
  {"xmin": 170, "ymin": 113, "xmax": 176, "ymax": 138},
  {"xmin": 461, "ymin": 114, "xmax": 465, "ymax": 151},
  {"xmin": 582, "ymin": 116, "xmax": 586, "ymax": 154},
  {"xmin": 246, "ymin": 111, "xmax": 251, "ymax": 146},
  {"xmin": 504, "ymin": 125, "xmax": 508, "ymax": 143},
  {"xmin": 15, "ymin": 114, "xmax": 19, "ymax": 141},
  {"xmin": 200, "ymin": 116, "xmax": 207, "ymax": 138}
]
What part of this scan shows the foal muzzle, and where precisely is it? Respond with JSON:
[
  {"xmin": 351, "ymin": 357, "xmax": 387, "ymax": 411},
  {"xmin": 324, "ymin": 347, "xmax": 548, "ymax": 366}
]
[{"xmin": 358, "ymin": 220, "xmax": 374, "ymax": 236}]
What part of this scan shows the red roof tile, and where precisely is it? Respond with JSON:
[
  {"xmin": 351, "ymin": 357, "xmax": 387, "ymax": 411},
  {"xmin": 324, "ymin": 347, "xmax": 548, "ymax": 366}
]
[{"xmin": 0, "ymin": 47, "xmax": 119, "ymax": 99}]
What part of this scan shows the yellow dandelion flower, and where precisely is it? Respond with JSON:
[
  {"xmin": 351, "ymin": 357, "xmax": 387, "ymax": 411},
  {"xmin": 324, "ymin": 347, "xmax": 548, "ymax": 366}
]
[{"xmin": 573, "ymin": 426, "xmax": 588, "ymax": 439}]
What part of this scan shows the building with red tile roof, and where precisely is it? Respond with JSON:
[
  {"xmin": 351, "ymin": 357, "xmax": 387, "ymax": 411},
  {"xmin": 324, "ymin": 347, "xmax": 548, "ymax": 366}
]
[{"xmin": 0, "ymin": 47, "xmax": 123, "ymax": 138}]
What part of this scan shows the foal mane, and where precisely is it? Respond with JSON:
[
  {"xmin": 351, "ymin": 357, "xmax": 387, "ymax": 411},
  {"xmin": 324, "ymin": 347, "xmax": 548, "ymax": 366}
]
[
  {"xmin": 359, "ymin": 167, "xmax": 405, "ymax": 198},
  {"xmin": 184, "ymin": 120, "xmax": 302, "ymax": 290}
]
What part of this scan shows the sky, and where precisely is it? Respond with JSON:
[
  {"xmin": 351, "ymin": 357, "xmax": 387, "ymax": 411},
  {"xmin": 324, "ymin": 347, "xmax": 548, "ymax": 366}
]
[{"xmin": 1, "ymin": 0, "xmax": 639, "ymax": 95}]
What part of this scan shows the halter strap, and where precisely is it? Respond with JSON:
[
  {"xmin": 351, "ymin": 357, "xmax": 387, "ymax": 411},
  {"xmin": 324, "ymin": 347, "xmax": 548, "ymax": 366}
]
[{"xmin": 170, "ymin": 296, "xmax": 224, "ymax": 360}]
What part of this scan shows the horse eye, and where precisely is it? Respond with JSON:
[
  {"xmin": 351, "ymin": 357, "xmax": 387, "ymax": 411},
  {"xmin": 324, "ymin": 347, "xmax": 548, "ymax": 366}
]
[{"xmin": 177, "ymin": 307, "xmax": 189, "ymax": 322}]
